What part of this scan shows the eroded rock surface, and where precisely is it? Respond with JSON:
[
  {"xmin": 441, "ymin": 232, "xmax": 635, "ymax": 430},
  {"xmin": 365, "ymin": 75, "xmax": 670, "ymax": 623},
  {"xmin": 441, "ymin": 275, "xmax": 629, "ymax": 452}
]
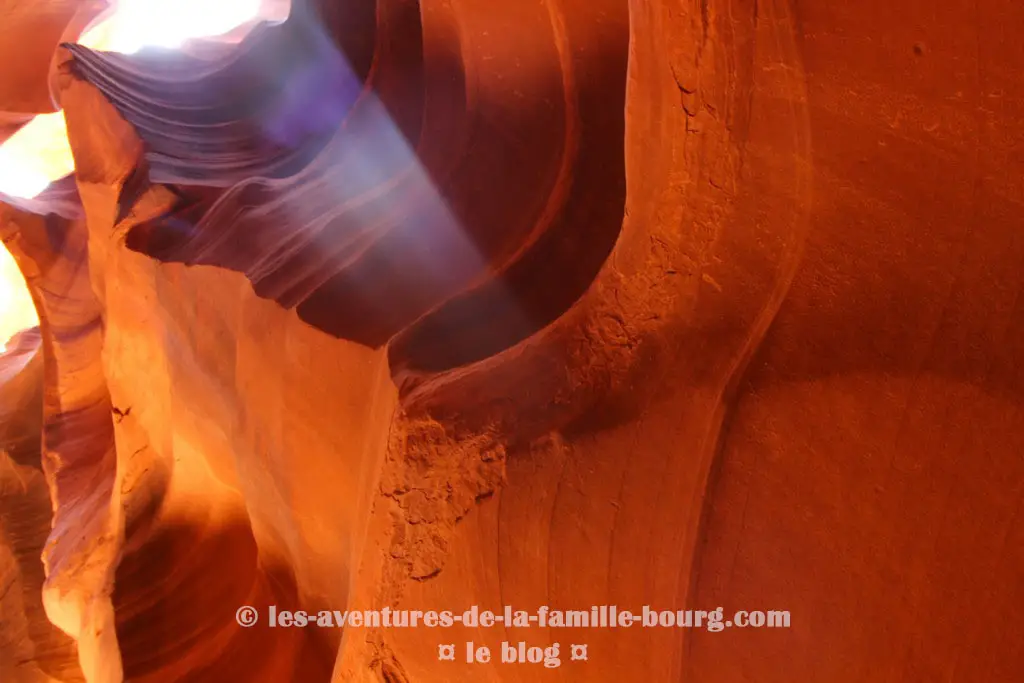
[{"xmin": 0, "ymin": 0, "xmax": 1022, "ymax": 681}]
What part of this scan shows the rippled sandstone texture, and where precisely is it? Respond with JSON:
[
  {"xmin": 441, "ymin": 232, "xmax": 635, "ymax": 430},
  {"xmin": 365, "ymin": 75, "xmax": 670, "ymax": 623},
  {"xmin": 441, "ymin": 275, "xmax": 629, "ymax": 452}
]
[{"xmin": 2, "ymin": 0, "xmax": 1024, "ymax": 681}]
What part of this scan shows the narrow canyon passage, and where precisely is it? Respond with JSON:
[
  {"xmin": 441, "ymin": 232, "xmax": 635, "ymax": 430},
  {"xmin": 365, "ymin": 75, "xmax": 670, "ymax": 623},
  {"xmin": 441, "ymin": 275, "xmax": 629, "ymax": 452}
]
[{"xmin": 0, "ymin": 0, "xmax": 1022, "ymax": 682}]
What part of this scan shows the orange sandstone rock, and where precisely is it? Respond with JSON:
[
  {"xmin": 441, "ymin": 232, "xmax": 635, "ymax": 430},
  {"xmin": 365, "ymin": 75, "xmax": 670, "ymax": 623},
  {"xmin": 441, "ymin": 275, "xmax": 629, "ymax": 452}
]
[{"xmin": 0, "ymin": 0, "xmax": 1023, "ymax": 681}]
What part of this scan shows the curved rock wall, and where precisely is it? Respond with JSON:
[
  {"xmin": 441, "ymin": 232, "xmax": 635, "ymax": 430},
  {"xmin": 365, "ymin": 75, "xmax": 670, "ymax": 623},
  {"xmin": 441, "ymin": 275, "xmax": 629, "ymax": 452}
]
[{"xmin": 0, "ymin": 0, "xmax": 1022, "ymax": 681}]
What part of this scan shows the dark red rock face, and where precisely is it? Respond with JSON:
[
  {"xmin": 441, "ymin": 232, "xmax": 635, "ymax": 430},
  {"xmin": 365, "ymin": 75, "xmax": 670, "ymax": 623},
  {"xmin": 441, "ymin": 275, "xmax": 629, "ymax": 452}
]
[{"xmin": 1, "ymin": 0, "xmax": 1023, "ymax": 682}]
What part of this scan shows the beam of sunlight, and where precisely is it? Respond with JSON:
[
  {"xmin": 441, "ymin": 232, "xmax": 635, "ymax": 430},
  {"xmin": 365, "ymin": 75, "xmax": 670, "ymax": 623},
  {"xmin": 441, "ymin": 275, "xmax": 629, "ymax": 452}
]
[
  {"xmin": 0, "ymin": 243, "xmax": 38, "ymax": 352},
  {"xmin": 0, "ymin": 0, "xmax": 280, "ymax": 200}
]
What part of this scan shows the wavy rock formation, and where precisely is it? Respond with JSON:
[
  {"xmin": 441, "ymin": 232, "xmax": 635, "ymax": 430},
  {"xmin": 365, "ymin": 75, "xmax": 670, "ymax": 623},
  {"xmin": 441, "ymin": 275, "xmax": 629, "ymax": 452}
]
[{"xmin": 1, "ymin": 0, "xmax": 1023, "ymax": 681}]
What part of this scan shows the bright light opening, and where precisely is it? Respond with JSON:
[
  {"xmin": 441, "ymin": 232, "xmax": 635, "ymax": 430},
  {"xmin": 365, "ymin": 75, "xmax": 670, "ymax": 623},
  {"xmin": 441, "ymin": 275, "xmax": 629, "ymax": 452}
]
[
  {"xmin": 0, "ymin": 0, "xmax": 280, "ymax": 200},
  {"xmin": 0, "ymin": 244, "xmax": 37, "ymax": 352},
  {"xmin": 79, "ymin": 0, "xmax": 262, "ymax": 55},
  {"xmin": 0, "ymin": 112, "xmax": 75, "ymax": 200}
]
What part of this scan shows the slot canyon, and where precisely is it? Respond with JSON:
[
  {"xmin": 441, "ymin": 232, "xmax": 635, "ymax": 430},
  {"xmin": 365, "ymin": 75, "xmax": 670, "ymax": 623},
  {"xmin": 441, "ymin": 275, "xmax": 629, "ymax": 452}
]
[{"xmin": 0, "ymin": 0, "xmax": 1022, "ymax": 681}]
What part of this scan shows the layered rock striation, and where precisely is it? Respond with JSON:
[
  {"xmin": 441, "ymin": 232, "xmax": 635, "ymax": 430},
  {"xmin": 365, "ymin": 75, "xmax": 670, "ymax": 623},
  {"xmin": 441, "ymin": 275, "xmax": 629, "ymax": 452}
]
[{"xmin": 1, "ymin": 0, "xmax": 1023, "ymax": 681}]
